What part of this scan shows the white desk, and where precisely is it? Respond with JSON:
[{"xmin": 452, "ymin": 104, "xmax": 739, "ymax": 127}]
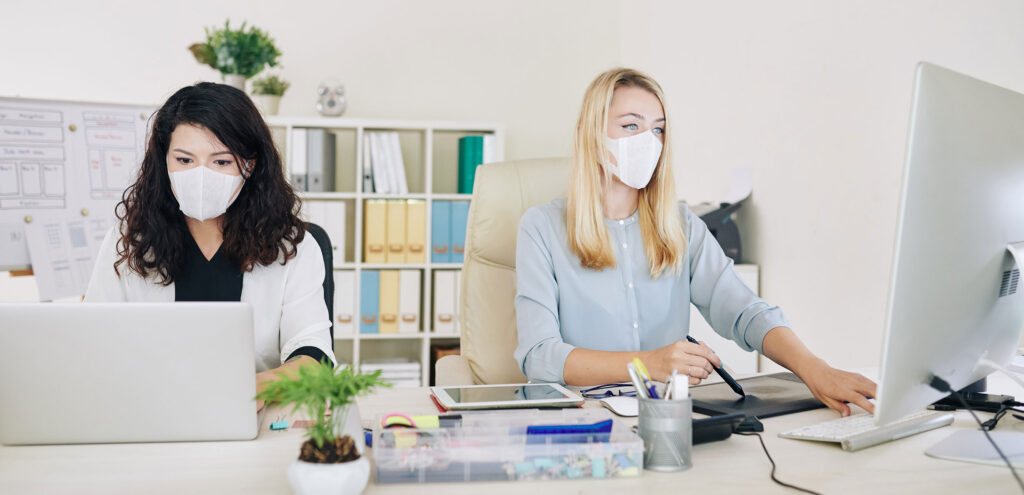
[{"xmin": 2, "ymin": 375, "xmax": 1021, "ymax": 494}]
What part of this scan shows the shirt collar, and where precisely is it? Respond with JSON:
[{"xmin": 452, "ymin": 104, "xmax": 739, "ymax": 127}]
[{"xmin": 604, "ymin": 207, "xmax": 639, "ymax": 226}]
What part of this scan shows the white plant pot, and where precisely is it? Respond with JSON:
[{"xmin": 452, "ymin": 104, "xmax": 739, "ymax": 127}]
[
  {"xmin": 223, "ymin": 74, "xmax": 247, "ymax": 90},
  {"xmin": 287, "ymin": 404, "xmax": 368, "ymax": 495},
  {"xmin": 253, "ymin": 94, "xmax": 282, "ymax": 116},
  {"xmin": 288, "ymin": 456, "xmax": 369, "ymax": 495}
]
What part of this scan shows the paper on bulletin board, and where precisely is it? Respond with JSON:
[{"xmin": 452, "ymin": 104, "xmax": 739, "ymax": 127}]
[{"xmin": 24, "ymin": 214, "xmax": 109, "ymax": 300}]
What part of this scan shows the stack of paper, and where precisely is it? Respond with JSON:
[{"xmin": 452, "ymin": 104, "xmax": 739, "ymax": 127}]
[
  {"xmin": 363, "ymin": 131, "xmax": 408, "ymax": 194},
  {"xmin": 361, "ymin": 358, "xmax": 422, "ymax": 388}
]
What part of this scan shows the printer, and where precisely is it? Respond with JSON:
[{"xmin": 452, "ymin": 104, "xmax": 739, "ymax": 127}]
[{"xmin": 688, "ymin": 199, "xmax": 744, "ymax": 263}]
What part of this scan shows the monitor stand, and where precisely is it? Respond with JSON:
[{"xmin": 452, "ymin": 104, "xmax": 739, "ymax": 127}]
[{"xmin": 925, "ymin": 430, "xmax": 1024, "ymax": 468}]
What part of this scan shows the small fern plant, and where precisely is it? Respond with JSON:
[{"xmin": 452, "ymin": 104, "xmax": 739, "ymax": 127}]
[{"xmin": 257, "ymin": 361, "xmax": 388, "ymax": 462}]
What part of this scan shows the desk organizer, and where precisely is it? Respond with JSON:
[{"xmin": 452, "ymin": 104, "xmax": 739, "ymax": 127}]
[{"xmin": 373, "ymin": 409, "xmax": 643, "ymax": 483}]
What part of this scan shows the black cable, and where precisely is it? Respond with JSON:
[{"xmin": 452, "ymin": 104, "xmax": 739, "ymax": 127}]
[
  {"xmin": 929, "ymin": 375, "xmax": 1024, "ymax": 493},
  {"xmin": 736, "ymin": 431, "xmax": 822, "ymax": 495}
]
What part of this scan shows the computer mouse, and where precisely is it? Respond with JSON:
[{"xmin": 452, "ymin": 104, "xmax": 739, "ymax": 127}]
[{"xmin": 600, "ymin": 396, "xmax": 639, "ymax": 417}]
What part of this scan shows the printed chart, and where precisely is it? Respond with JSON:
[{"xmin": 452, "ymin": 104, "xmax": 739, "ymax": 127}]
[{"xmin": 0, "ymin": 97, "xmax": 153, "ymax": 275}]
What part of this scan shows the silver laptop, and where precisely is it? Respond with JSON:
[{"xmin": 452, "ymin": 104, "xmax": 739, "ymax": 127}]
[{"xmin": 0, "ymin": 302, "xmax": 259, "ymax": 445}]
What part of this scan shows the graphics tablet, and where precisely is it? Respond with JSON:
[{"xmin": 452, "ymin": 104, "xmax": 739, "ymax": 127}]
[
  {"xmin": 690, "ymin": 372, "xmax": 825, "ymax": 419},
  {"xmin": 430, "ymin": 383, "xmax": 584, "ymax": 411}
]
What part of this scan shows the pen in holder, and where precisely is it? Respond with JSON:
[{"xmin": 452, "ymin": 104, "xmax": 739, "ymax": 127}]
[{"xmin": 637, "ymin": 395, "xmax": 693, "ymax": 472}]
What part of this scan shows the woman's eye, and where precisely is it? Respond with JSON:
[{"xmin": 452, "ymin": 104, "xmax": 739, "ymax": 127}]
[
  {"xmin": 653, "ymin": 127, "xmax": 665, "ymax": 135},
  {"xmin": 622, "ymin": 123, "xmax": 639, "ymax": 131},
  {"xmin": 214, "ymin": 160, "xmax": 234, "ymax": 167},
  {"xmin": 176, "ymin": 157, "xmax": 193, "ymax": 165}
]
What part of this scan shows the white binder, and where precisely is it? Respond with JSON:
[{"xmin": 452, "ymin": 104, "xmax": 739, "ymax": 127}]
[
  {"xmin": 302, "ymin": 201, "xmax": 346, "ymax": 268},
  {"xmin": 333, "ymin": 271, "xmax": 355, "ymax": 335},
  {"xmin": 433, "ymin": 270, "xmax": 456, "ymax": 334},
  {"xmin": 290, "ymin": 128, "xmax": 307, "ymax": 191},
  {"xmin": 322, "ymin": 201, "xmax": 346, "ymax": 267},
  {"xmin": 398, "ymin": 270, "xmax": 421, "ymax": 334}
]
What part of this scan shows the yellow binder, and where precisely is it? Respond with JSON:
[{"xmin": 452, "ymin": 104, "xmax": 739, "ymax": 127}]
[
  {"xmin": 378, "ymin": 270, "xmax": 400, "ymax": 334},
  {"xmin": 405, "ymin": 200, "xmax": 426, "ymax": 263},
  {"xmin": 386, "ymin": 200, "xmax": 407, "ymax": 263},
  {"xmin": 364, "ymin": 200, "xmax": 387, "ymax": 263}
]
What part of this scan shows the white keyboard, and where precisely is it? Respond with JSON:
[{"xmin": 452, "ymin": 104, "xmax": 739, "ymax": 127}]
[{"xmin": 779, "ymin": 409, "xmax": 954, "ymax": 452}]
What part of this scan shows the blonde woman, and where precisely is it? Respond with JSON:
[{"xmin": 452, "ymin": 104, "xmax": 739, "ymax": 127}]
[{"xmin": 514, "ymin": 68, "xmax": 876, "ymax": 417}]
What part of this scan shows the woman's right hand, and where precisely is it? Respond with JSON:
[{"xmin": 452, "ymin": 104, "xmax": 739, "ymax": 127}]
[{"xmin": 645, "ymin": 340, "xmax": 721, "ymax": 385}]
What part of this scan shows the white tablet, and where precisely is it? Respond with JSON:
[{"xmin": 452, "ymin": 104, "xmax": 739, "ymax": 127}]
[{"xmin": 430, "ymin": 383, "xmax": 584, "ymax": 411}]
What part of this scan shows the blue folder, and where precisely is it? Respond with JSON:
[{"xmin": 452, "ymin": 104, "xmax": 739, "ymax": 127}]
[
  {"xmin": 450, "ymin": 201, "xmax": 470, "ymax": 263},
  {"xmin": 360, "ymin": 270, "xmax": 379, "ymax": 334},
  {"xmin": 432, "ymin": 201, "xmax": 451, "ymax": 263}
]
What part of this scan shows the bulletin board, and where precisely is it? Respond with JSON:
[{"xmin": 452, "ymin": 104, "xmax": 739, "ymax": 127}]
[{"xmin": 0, "ymin": 97, "xmax": 155, "ymax": 270}]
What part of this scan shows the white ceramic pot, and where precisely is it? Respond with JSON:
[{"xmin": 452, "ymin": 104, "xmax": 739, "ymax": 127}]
[
  {"xmin": 287, "ymin": 456, "xmax": 369, "ymax": 495},
  {"xmin": 223, "ymin": 74, "xmax": 247, "ymax": 90},
  {"xmin": 252, "ymin": 94, "xmax": 281, "ymax": 115},
  {"xmin": 287, "ymin": 404, "xmax": 369, "ymax": 495}
]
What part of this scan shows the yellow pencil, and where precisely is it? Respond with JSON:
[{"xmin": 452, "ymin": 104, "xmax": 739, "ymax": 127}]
[{"xmin": 632, "ymin": 357, "xmax": 652, "ymax": 381}]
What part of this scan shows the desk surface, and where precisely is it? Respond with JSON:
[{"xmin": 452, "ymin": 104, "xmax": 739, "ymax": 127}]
[{"xmin": 2, "ymin": 377, "xmax": 1022, "ymax": 495}]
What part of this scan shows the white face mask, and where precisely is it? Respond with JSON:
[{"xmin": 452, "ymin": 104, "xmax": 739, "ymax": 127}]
[
  {"xmin": 605, "ymin": 130, "xmax": 663, "ymax": 189},
  {"xmin": 167, "ymin": 166, "xmax": 245, "ymax": 221}
]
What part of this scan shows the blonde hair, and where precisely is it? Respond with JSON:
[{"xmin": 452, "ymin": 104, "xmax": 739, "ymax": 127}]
[{"xmin": 567, "ymin": 67, "xmax": 686, "ymax": 278}]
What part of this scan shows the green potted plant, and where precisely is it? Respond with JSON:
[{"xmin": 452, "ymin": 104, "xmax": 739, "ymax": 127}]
[
  {"xmin": 189, "ymin": 20, "xmax": 282, "ymax": 90},
  {"xmin": 251, "ymin": 74, "xmax": 290, "ymax": 116},
  {"xmin": 257, "ymin": 362, "xmax": 388, "ymax": 495}
]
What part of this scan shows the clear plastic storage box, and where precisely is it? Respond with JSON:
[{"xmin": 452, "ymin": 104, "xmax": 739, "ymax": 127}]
[{"xmin": 373, "ymin": 408, "xmax": 643, "ymax": 483}]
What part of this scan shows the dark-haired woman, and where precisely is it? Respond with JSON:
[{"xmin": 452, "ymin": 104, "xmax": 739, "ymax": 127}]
[{"xmin": 85, "ymin": 82, "xmax": 334, "ymax": 405}]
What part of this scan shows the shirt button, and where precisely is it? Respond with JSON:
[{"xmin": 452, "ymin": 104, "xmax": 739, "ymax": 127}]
[
  {"xmin": 628, "ymin": 283, "xmax": 634, "ymax": 289},
  {"xmin": 622, "ymin": 243, "xmax": 628, "ymax": 249},
  {"xmin": 619, "ymin": 220, "xmax": 624, "ymax": 225},
  {"xmin": 633, "ymin": 322, "xmax": 639, "ymax": 329}
]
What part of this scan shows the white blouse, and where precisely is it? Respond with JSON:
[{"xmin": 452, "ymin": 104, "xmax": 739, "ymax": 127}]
[{"xmin": 84, "ymin": 227, "xmax": 337, "ymax": 373}]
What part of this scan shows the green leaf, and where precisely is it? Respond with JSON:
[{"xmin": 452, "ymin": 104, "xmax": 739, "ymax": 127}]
[
  {"xmin": 255, "ymin": 360, "xmax": 390, "ymax": 444},
  {"xmin": 192, "ymin": 19, "xmax": 282, "ymax": 78}
]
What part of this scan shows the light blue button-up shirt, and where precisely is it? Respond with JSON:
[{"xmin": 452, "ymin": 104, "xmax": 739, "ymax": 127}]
[{"xmin": 513, "ymin": 198, "xmax": 790, "ymax": 384}]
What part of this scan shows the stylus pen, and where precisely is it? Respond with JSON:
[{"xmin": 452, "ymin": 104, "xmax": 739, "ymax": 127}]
[{"xmin": 686, "ymin": 335, "xmax": 745, "ymax": 398}]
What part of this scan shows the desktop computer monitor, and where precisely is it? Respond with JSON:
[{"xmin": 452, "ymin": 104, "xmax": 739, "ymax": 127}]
[{"xmin": 875, "ymin": 62, "xmax": 1024, "ymax": 427}]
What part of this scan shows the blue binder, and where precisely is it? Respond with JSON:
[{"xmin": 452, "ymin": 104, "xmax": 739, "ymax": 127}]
[
  {"xmin": 432, "ymin": 201, "xmax": 451, "ymax": 263},
  {"xmin": 360, "ymin": 270, "xmax": 379, "ymax": 334},
  {"xmin": 450, "ymin": 201, "xmax": 470, "ymax": 263}
]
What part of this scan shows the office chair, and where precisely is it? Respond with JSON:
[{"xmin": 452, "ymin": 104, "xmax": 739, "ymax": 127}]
[
  {"xmin": 305, "ymin": 222, "xmax": 334, "ymax": 341},
  {"xmin": 435, "ymin": 158, "xmax": 570, "ymax": 385}
]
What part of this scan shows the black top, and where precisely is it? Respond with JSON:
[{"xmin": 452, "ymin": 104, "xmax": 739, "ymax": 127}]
[
  {"xmin": 175, "ymin": 236, "xmax": 331, "ymax": 366},
  {"xmin": 175, "ymin": 236, "xmax": 243, "ymax": 303}
]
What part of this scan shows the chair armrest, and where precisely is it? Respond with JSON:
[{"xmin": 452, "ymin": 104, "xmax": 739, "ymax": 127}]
[{"xmin": 435, "ymin": 355, "xmax": 474, "ymax": 386}]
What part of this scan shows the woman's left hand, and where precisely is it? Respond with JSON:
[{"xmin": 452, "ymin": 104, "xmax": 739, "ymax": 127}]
[{"xmin": 796, "ymin": 358, "xmax": 878, "ymax": 417}]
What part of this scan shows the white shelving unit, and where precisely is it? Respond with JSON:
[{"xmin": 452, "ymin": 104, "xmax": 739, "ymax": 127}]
[{"xmin": 265, "ymin": 116, "xmax": 504, "ymax": 386}]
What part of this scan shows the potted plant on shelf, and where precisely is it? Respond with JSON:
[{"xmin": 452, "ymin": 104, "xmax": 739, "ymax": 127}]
[
  {"xmin": 257, "ymin": 361, "xmax": 388, "ymax": 495},
  {"xmin": 251, "ymin": 74, "xmax": 290, "ymax": 116},
  {"xmin": 189, "ymin": 19, "xmax": 282, "ymax": 90}
]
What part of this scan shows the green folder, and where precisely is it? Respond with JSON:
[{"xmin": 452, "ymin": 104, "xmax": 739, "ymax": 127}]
[{"xmin": 457, "ymin": 135, "xmax": 484, "ymax": 194}]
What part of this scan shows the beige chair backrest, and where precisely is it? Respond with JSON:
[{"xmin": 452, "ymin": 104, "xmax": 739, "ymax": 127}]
[{"xmin": 459, "ymin": 157, "xmax": 571, "ymax": 384}]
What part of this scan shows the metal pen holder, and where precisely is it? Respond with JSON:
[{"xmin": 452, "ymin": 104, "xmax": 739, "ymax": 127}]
[{"xmin": 637, "ymin": 396, "xmax": 693, "ymax": 472}]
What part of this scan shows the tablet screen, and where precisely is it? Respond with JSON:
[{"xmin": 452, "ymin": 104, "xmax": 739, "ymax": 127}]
[{"xmin": 441, "ymin": 384, "xmax": 571, "ymax": 404}]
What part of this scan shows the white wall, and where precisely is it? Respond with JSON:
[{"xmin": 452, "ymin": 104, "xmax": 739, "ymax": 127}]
[
  {"xmin": 620, "ymin": 0, "xmax": 1024, "ymax": 369},
  {"xmin": 1, "ymin": 0, "xmax": 620, "ymax": 163}
]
